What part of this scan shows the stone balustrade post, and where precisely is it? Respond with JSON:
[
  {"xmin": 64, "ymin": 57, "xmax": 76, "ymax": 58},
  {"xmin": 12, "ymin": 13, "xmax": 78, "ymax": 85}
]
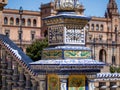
[
  {"xmin": 31, "ymin": 79, "xmax": 38, "ymax": 90},
  {"xmin": 25, "ymin": 73, "xmax": 31, "ymax": 90},
  {"xmin": 6, "ymin": 55, "xmax": 12, "ymax": 90},
  {"xmin": 1, "ymin": 50, "xmax": 7, "ymax": 90},
  {"xmin": 12, "ymin": 61, "xmax": 19, "ymax": 90},
  {"xmin": 18, "ymin": 67, "xmax": 25, "ymax": 90}
]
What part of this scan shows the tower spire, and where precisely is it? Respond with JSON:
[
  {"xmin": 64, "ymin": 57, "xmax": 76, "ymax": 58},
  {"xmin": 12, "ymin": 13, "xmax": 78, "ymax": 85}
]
[{"xmin": 105, "ymin": 0, "xmax": 119, "ymax": 18}]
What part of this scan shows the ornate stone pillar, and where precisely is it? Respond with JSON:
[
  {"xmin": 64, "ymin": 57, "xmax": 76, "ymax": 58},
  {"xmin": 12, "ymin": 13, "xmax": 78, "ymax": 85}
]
[
  {"xmin": 12, "ymin": 61, "xmax": 19, "ymax": 90},
  {"xmin": 25, "ymin": 73, "xmax": 31, "ymax": 90},
  {"xmin": 6, "ymin": 55, "xmax": 12, "ymax": 90},
  {"xmin": 31, "ymin": 79, "xmax": 38, "ymax": 90},
  {"xmin": 88, "ymin": 80, "xmax": 95, "ymax": 90},
  {"xmin": 60, "ymin": 79, "xmax": 67, "ymax": 90},
  {"xmin": 18, "ymin": 67, "xmax": 25, "ymax": 90},
  {"xmin": 1, "ymin": 50, "xmax": 7, "ymax": 90}
]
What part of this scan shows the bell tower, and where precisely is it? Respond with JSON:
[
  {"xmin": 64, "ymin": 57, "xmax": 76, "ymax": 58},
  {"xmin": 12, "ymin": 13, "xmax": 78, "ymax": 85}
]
[
  {"xmin": 105, "ymin": 0, "xmax": 119, "ymax": 18},
  {"xmin": 0, "ymin": 0, "xmax": 8, "ymax": 33},
  {"xmin": 0, "ymin": 0, "xmax": 7, "ymax": 9}
]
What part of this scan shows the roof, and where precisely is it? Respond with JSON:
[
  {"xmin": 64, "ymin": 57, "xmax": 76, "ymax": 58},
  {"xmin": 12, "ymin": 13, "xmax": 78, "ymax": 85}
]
[
  {"xmin": 30, "ymin": 59, "xmax": 105, "ymax": 74},
  {"xmin": 30, "ymin": 59, "xmax": 105, "ymax": 65},
  {"xmin": 43, "ymin": 12, "xmax": 91, "ymax": 20},
  {"xmin": 44, "ymin": 45, "xmax": 91, "ymax": 51}
]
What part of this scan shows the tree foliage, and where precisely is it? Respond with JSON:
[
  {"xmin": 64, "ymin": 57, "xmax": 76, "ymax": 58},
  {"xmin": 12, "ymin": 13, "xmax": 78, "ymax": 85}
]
[
  {"xmin": 109, "ymin": 65, "xmax": 120, "ymax": 73},
  {"xmin": 26, "ymin": 39, "xmax": 48, "ymax": 61},
  {"xmin": 109, "ymin": 66, "xmax": 116, "ymax": 73}
]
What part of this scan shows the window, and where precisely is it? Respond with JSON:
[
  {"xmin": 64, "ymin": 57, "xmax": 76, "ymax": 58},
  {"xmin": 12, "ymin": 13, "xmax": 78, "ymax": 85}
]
[
  {"xmin": 112, "ymin": 55, "xmax": 116, "ymax": 65},
  {"xmin": 4, "ymin": 17, "xmax": 8, "ymax": 25},
  {"xmin": 99, "ymin": 82, "xmax": 106, "ymax": 88},
  {"xmin": 100, "ymin": 25, "xmax": 104, "ymax": 31},
  {"xmin": 99, "ymin": 49, "xmax": 106, "ymax": 62},
  {"xmin": 31, "ymin": 31, "xmax": 35, "ymax": 40},
  {"xmin": 99, "ymin": 35, "xmax": 103, "ymax": 41},
  {"xmin": 86, "ymin": 24, "xmax": 90, "ymax": 31},
  {"xmin": 44, "ymin": 30, "xmax": 48, "ymax": 37},
  {"xmin": 10, "ymin": 17, "xmax": 14, "ymax": 25},
  {"xmin": 5, "ymin": 30, "xmax": 10, "ymax": 37},
  {"xmin": 91, "ymin": 24, "xmax": 94, "ymax": 30},
  {"xmin": 110, "ymin": 82, "xmax": 117, "ymax": 90},
  {"xmin": 22, "ymin": 18, "xmax": 25, "ymax": 26},
  {"xmin": 33, "ymin": 19, "xmax": 37, "ymax": 26},
  {"xmin": 16, "ymin": 18, "xmax": 19, "ymax": 25},
  {"xmin": 27, "ymin": 19, "xmax": 31, "ymax": 26},
  {"xmin": 96, "ymin": 24, "xmax": 99, "ymax": 30},
  {"xmin": 18, "ymin": 30, "xmax": 23, "ymax": 40},
  {"xmin": 88, "ymin": 35, "xmax": 92, "ymax": 41}
]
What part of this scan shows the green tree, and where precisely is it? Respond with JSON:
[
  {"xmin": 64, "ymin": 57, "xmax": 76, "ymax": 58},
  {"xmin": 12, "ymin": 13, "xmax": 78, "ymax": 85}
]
[
  {"xmin": 109, "ymin": 66, "xmax": 116, "ymax": 73},
  {"xmin": 116, "ymin": 67, "xmax": 120, "ymax": 73},
  {"xmin": 26, "ymin": 38, "xmax": 48, "ymax": 61}
]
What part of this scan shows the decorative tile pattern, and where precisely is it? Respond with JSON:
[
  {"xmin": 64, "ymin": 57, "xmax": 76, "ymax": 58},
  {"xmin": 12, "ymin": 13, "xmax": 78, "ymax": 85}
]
[
  {"xmin": 48, "ymin": 74, "xmax": 59, "ymax": 90},
  {"xmin": 69, "ymin": 75, "xmax": 85, "ymax": 90},
  {"xmin": 64, "ymin": 50, "xmax": 91, "ymax": 59},
  {"xmin": 49, "ymin": 25, "xmax": 63, "ymax": 44},
  {"xmin": 42, "ymin": 50, "xmax": 62, "ymax": 59},
  {"xmin": 66, "ymin": 28, "xmax": 85, "ymax": 44}
]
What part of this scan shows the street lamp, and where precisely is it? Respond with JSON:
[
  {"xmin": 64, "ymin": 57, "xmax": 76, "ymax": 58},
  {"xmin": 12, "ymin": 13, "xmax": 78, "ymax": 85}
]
[
  {"xmin": 93, "ymin": 38, "xmax": 96, "ymax": 60},
  {"xmin": 19, "ymin": 6, "xmax": 23, "ymax": 49}
]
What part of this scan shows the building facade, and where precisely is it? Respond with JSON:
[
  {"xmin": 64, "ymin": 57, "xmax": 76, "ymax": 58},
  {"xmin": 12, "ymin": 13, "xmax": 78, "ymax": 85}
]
[{"xmin": 0, "ymin": 0, "xmax": 41, "ymax": 52}]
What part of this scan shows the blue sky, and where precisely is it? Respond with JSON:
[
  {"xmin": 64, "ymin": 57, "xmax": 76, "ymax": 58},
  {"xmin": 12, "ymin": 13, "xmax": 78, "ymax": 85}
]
[{"xmin": 5, "ymin": 0, "xmax": 120, "ymax": 17}]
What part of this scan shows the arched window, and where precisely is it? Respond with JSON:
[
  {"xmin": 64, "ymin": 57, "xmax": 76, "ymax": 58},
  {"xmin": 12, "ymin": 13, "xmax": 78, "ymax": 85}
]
[
  {"xmin": 33, "ymin": 19, "xmax": 37, "ymax": 27},
  {"xmin": 27, "ymin": 19, "xmax": 31, "ymax": 26},
  {"xmin": 44, "ymin": 30, "xmax": 48, "ymax": 37},
  {"xmin": 16, "ymin": 18, "xmax": 19, "ymax": 25},
  {"xmin": 100, "ymin": 25, "xmax": 104, "ymax": 31},
  {"xmin": 22, "ymin": 18, "xmax": 25, "ymax": 26},
  {"xmin": 91, "ymin": 24, "xmax": 94, "ymax": 30},
  {"xmin": 96, "ymin": 24, "xmax": 99, "ymax": 31},
  {"xmin": 99, "ymin": 49, "xmax": 106, "ymax": 62},
  {"xmin": 4, "ymin": 17, "xmax": 8, "ymax": 25},
  {"xmin": 10, "ymin": 17, "xmax": 14, "ymax": 25},
  {"xmin": 31, "ymin": 31, "xmax": 35, "ymax": 40}
]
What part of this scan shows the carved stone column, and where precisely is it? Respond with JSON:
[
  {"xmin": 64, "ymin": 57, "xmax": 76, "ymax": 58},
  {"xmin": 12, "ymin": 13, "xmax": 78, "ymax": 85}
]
[
  {"xmin": 18, "ymin": 67, "xmax": 25, "ymax": 90},
  {"xmin": 6, "ymin": 55, "xmax": 12, "ymax": 90},
  {"xmin": 31, "ymin": 79, "xmax": 38, "ymax": 90},
  {"xmin": 25, "ymin": 73, "xmax": 31, "ymax": 90},
  {"xmin": 12, "ymin": 61, "xmax": 19, "ymax": 90}
]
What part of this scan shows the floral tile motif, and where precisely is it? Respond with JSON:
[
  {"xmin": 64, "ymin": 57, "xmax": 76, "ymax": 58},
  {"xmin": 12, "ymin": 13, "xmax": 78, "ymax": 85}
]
[
  {"xmin": 69, "ymin": 75, "xmax": 85, "ymax": 90},
  {"xmin": 48, "ymin": 74, "xmax": 60, "ymax": 90}
]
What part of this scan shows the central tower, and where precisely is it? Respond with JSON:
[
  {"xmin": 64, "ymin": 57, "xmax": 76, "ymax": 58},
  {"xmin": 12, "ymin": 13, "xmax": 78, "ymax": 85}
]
[
  {"xmin": 30, "ymin": 1, "xmax": 105, "ymax": 90},
  {"xmin": 45, "ymin": 0, "xmax": 88, "ymax": 46},
  {"xmin": 42, "ymin": 0, "xmax": 91, "ymax": 60}
]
